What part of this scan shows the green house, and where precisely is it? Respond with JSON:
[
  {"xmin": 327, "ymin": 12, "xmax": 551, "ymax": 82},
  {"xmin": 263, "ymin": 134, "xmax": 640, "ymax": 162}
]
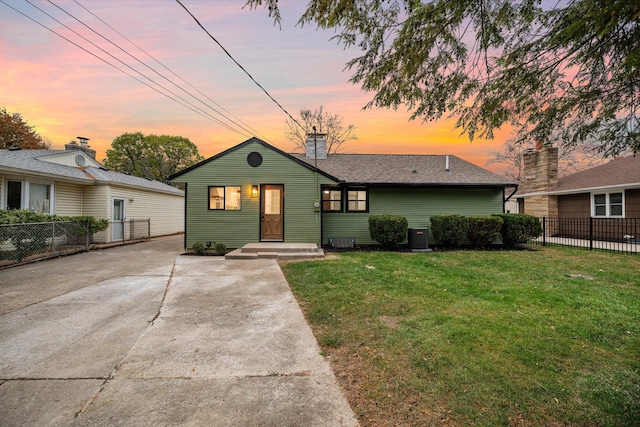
[{"xmin": 169, "ymin": 137, "xmax": 517, "ymax": 251}]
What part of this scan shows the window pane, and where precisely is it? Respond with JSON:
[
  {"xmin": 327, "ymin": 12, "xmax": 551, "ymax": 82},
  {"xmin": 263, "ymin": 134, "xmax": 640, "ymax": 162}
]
[
  {"xmin": 610, "ymin": 205, "xmax": 623, "ymax": 216},
  {"xmin": 322, "ymin": 189, "xmax": 342, "ymax": 212},
  {"xmin": 594, "ymin": 194, "xmax": 606, "ymax": 204},
  {"xmin": 265, "ymin": 189, "xmax": 280, "ymax": 214},
  {"xmin": 29, "ymin": 183, "xmax": 50, "ymax": 213},
  {"xmin": 225, "ymin": 187, "xmax": 241, "ymax": 210},
  {"xmin": 595, "ymin": 205, "xmax": 606, "ymax": 216},
  {"xmin": 209, "ymin": 187, "xmax": 224, "ymax": 209},
  {"xmin": 347, "ymin": 189, "xmax": 367, "ymax": 212},
  {"xmin": 609, "ymin": 193, "xmax": 622, "ymax": 204},
  {"xmin": 7, "ymin": 181, "xmax": 22, "ymax": 209}
]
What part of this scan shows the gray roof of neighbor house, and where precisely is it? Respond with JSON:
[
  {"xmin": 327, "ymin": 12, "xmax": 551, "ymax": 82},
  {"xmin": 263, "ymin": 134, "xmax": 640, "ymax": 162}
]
[
  {"xmin": 519, "ymin": 155, "xmax": 640, "ymax": 196},
  {"xmin": 292, "ymin": 153, "xmax": 516, "ymax": 187},
  {"xmin": 0, "ymin": 149, "xmax": 184, "ymax": 195}
]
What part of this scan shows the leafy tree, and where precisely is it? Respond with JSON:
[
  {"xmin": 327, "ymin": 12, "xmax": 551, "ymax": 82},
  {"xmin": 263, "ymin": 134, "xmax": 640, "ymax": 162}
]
[
  {"xmin": 104, "ymin": 132, "xmax": 203, "ymax": 183},
  {"xmin": 285, "ymin": 106, "xmax": 357, "ymax": 154},
  {"xmin": 0, "ymin": 107, "xmax": 50, "ymax": 149},
  {"xmin": 247, "ymin": 0, "xmax": 640, "ymax": 157}
]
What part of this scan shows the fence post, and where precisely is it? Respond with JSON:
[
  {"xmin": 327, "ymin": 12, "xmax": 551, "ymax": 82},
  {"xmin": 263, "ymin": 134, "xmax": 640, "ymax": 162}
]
[
  {"xmin": 543, "ymin": 217, "xmax": 547, "ymax": 246},
  {"xmin": 147, "ymin": 219, "xmax": 151, "ymax": 241},
  {"xmin": 589, "ymin": 217, "xmax": 593, "ymax": 251},
  {"xmin": 51, "ymin": 221, "xmax": 56, "ymax": 252}
]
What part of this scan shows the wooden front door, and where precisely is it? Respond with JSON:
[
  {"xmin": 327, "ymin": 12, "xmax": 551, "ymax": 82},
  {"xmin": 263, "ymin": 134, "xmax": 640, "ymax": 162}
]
[{"xmin": 260, "ymin": 184, "xmax": 284, "ymax": 241}]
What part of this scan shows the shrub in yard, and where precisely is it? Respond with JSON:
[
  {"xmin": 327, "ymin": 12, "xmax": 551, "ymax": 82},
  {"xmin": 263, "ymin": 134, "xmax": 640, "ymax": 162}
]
[
  {"xmin": 193, "ymin": 241, "xmax": 205, "ymax": 255},
  {"xmin": 430, "ymin": 214, "xmax": 468, "ymax": 248},
  {"xmin": 369, "ymin": 215, "xmax": 408, "ymax": 248},
  {"xmin": 214, "ymin": 242, "xmax": 227, "ymax": 255},
  {"xmin": 494, "ymin": 213, "xmax": 543, "ymax": 248},
  {"xmin": 467, "ymin": 216, "xmax": 504, "ymax": 248}
]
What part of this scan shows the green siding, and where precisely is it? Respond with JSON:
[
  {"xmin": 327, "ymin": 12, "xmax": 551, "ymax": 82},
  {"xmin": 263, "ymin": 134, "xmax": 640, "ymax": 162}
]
[
  {"xmin": 322, "ymin": 187, "xmax": 505, "ymax": 245},
  {"xmin": 177, "ymin": 141, "xmax": 334, "ymax": 249}
]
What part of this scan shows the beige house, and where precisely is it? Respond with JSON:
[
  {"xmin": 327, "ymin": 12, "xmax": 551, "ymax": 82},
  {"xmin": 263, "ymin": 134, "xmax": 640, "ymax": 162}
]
[{"xmin": 0, "ymin": 141, "xmax": 184, "ymax": 243}]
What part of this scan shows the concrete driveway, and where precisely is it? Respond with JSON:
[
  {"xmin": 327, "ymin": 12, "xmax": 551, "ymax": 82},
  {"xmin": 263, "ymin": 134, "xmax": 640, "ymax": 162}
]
[{"xmin": 0, "ymin": 235, "xmax": 358, "ymax": 426}]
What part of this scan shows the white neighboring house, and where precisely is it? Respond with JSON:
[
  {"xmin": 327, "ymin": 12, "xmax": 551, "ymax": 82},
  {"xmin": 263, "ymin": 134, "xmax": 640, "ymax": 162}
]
[{"xmin": 0, "ymin": 142, "xmax": 184, "ymax": 243}]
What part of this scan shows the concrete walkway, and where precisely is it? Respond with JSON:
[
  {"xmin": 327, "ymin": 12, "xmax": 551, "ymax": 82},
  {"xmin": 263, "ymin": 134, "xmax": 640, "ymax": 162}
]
[{"xmin": 0, "ymin": 235, "xmax": 358, "ymax": 426}]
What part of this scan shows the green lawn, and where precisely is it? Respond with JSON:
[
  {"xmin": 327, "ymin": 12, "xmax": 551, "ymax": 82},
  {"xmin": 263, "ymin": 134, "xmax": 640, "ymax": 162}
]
[{"xmin": 281, "ymin": 247, "xmax": 640, "ymax": 426}]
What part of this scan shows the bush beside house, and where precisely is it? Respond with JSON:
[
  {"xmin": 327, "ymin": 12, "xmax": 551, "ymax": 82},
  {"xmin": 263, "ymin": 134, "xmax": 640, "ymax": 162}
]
[{"xmin": 369, "ymin": 215, "xmax": 409, "ymax": 248}]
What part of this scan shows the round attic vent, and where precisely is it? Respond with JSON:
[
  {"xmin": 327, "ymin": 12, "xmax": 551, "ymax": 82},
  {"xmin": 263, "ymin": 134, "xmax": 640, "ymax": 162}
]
[
  {"xmin": 75, "ymin": 154, "xmax": 86, "ymax": 166},
  {"xmin": 247, "ymin": 151, "xmax": 262, "ymax": 167}
]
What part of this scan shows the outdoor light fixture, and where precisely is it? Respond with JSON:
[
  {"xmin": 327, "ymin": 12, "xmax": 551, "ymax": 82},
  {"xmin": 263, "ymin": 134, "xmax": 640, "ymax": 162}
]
[{"xmin": 251, "ymin": 185, "xmax": 258, "ymax": 198}]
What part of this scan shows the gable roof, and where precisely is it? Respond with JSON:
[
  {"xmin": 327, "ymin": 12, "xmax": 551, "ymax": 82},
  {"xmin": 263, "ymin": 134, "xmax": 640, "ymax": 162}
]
[
  {"xmin": 520, "ymin": 155, "xmax": 640, "ymax": 196},
  {"xmin": 0, "ymin": 149, "xmax": 184, "ymax": 196},
  {"xmin": 170, "ymin": 137, "xmax": 515, "ymax": 188},
  {"xmin": 291, "ymin": 153, "xmax": 515, "ymax": 187},
  {"xmin": 169, "ymin": 137, "xmax": 341, "ymax": 182}
]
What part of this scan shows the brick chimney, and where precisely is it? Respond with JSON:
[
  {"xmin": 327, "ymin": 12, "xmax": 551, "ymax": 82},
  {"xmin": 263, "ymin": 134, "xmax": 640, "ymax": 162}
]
[
  {"xmin": 65, "ymin": 136, "xmax": 96, "ymax": 159},
  {"xmin": 523, "ymin": 143, "xmax": 558, "ymax": 191},
  {"xmin": 522, "ymin": 143, "xmax": 558, "ymax": 218}
]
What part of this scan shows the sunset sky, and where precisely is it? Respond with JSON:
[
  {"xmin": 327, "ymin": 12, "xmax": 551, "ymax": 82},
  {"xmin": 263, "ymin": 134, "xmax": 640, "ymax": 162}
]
[{"xmin": 1, "ymin": 0, "xmax": 511, "ymax": 172}]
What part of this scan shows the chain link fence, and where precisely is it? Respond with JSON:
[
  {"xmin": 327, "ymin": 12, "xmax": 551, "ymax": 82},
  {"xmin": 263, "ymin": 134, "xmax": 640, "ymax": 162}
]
[
  {"xmin": 101, "ymin": 219, "xmax": 151, "ymax": 245},
  {"xmin": 0, "ymin": 220, "xmax": 91, "ymax": 268},
  {"xmin": 0, "ymin": 219, "xmax": 152, "ymax": 268}
]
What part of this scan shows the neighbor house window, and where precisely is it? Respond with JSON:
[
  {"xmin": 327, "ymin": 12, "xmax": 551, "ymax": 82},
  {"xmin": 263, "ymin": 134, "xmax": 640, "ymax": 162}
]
[
  {"xmin": 593, "ymin": 192, "xmax": 624, "ymax": 217},
  {"xmin": 347, "ymin": 187, "xmax": 368, "ymax": 212},
  {"xmin": 209, "ymin": 186, "xmax": 241, "ymax": 210},
  {"xmin": 322, "ymin": 187, "xmax": 342, "ymax": 212},
  {"xmin": 29, "ymin": 183, "xmax": 51, "ymax": 213},
  {"xmin": 4, "ymin": 180, "xmax": 53, "ymax": 213}
]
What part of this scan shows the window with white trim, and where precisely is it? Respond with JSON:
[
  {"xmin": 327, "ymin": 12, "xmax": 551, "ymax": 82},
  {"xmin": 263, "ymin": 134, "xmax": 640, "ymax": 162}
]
[
  {"xmin": 208, "ymin": 186, "xmax": 241, "ymax": 210},
  {"xmin": 3, "ymin": 179, "xmax": 53, "ymax": 213},
  {"xmin": 593, "ymin": 192, "xmax": 624, "ymax": 217}
]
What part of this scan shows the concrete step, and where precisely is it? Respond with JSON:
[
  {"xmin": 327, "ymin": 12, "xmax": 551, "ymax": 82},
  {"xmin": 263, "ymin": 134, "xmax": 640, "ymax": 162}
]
[
  {"xmin": 225, "ymin": 247, "xmax": 324, "ymax": 260},
  {"xmin": 240, "ymin": 243, "xmax": 320, "ymax": 254}
]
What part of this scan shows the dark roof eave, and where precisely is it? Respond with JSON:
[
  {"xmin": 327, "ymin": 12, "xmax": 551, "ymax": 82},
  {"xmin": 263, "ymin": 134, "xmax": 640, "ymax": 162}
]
[{"xmin": 337, "ymin": 182, "xmax": 517, "ymax": 188}]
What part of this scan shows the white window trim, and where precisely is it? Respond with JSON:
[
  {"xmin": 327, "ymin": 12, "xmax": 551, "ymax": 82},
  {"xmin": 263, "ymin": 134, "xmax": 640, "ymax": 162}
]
[
  {"xmin": 591, "ymin": 191, "xmax": 625, "ymax": 218},
  {"xmin": 1, "ymin": 177, "xmax": 55, "ymax": 214}
]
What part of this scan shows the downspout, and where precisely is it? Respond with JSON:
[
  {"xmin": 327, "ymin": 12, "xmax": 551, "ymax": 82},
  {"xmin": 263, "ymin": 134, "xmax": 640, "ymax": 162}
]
[
  {"xmin": 504, "ymin": 185, "xmax": 519, "ymax": 213},
  {"xmin": 313, "ymin": 127, "xmax": 320, "ymax": 246}
]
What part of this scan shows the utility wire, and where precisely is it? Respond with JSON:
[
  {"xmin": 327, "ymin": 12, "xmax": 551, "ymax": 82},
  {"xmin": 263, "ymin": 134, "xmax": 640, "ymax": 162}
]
[
  {"xmin": 24, "ymin": 0, "xmax": 243, "ymax": 134},
  {"xmin": 62, "ymin": 0, "xmax": 265, "ymax": 140},
  {"xmin": 2, "ymin": 0, "xmax": 247, "ymax": 136},
  {"xmin": 175, "ymin": 0, "xmax": 307, "ymax": 133}
]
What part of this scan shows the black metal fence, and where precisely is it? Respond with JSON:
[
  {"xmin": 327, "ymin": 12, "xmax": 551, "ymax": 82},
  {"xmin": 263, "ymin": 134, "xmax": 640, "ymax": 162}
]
[
  {"xmin": 529, "ymin": 217, "xmax": 640, "ymax": 254},
  {"xmin": 0, "ymin": 220, "xmax": 91, "ymax": 268}
]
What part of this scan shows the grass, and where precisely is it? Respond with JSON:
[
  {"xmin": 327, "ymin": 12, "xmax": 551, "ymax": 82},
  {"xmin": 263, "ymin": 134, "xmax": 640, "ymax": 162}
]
[{"xmin": 280, "ymin": 247, "xmax": 640, "ymax": 426}]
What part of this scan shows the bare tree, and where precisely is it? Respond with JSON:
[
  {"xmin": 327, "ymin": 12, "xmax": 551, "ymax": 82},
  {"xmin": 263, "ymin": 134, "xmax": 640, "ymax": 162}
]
[
  {"xmin": 487, "ymin": 137, "xmax": 611, "ymax": 184},
  {"xmin": 285, "ymin": 106, "xmax": 357, "ymax": 154}
]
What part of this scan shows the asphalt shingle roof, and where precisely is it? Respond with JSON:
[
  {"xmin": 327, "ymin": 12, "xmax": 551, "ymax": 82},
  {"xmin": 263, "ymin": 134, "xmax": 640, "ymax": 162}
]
[
  {"xmin": 553, "ymin": 155, "xmax": 640, "ymax": 192},
  {"xmin": 291, "ymin": 153, "xmax": 515, "ymax": 186},
  {"xmin": 0, "ymin": 149, "xmax": 183, "ymax": 195}
]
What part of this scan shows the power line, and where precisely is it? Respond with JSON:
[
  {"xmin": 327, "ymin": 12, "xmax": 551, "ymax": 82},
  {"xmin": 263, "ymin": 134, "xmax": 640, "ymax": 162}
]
[
  {"xmin": 175, "ymin": 0, "xmax": 307, "ymax": 133},
  {"xmin": 25, "ymin": 0, "xmax": 246, "ymax": 134},
  {"xmin": 1, "ymin": 0, "xmax": 250, "ymax": 137},
  {"xmin": 64, "ymin": 0, "xmax": 266, "ymax": 140}
]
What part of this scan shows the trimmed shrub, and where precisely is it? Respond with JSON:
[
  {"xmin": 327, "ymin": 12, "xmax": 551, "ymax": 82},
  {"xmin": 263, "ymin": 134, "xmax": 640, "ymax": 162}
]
[
  {"xmin": 193, "ymin": 241, "xmax": 205, "ymax": 255},
  {"xmin": 214, "ymin": 242, "xmax": 227, "ymax": 255},
  {"xmin": 467, "ymin": 216, "xmax": 504, "ymax": 248},
  {"xmin": 494, "ymin": 214, "xmax": 542, "ymax": 248},
  {"xmin": 369, "ymin": 215, "xmax": 408, "ymax": 248},
  {"xmin": 430, "ymin": 214, "xmax": 469, "ymax": 248}
]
